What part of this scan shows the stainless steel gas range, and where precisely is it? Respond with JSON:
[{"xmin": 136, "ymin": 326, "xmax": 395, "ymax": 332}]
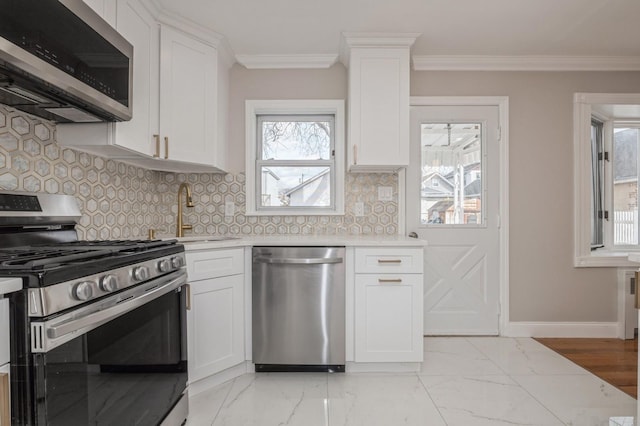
[{"xmin": 0, "ymin": 191, "xmax": 189, "ymax": 426}]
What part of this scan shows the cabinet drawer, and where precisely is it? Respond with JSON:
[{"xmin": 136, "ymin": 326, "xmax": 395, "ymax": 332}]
[
  {"xmin": 186, "ymin": 248, "xmax": 244, "ymax": 281},
  {"xmin": 354, "ymin": 248, "xmax": 423, "ymax": 274}
]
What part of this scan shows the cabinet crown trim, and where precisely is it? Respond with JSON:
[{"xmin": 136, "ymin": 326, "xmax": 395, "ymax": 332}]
[{"xmin": 339, "ymin": 32, "xmax": 420, "ymax": 67}]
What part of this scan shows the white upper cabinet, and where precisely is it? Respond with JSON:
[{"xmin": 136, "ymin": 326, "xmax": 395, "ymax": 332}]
[
  {"xmin": 342, "ymin": 34, "xmax": 417, "ymax": 172},
  {"xmin": 58, "ymin": 1, "xmax": 231, "ymax": 173},
  {"xmin": 158, "ymin": 25, "xmax": 227, "ymax": 169},
  {"xmin": 82, "ymin": 0, "xmax": 116, "ymax": 26}
]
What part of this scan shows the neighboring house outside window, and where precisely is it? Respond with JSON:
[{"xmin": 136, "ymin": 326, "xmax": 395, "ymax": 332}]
[{"xmin": 245, "ymin": 100, "xmax": 345, "ymax": 216}]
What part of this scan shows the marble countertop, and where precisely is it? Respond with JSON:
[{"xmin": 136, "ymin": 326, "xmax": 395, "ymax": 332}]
[
  {"xmin": 170, "ymin": 235, "xmax": 427, "ymax": 251},
  {"xmin": 0, "ymin": 277, "xmax": 22, "ymax": 296}
]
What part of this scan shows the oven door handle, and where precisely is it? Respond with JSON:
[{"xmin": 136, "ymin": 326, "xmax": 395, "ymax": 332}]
[{"xmin": 45, "ymin": 272, "xmax": 187, "ymax": 342}]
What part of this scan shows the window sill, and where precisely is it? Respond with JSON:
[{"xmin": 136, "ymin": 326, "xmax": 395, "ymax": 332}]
[{"xmin": 575, "ymin": 250, "xmax": 640, "ymax": 268}]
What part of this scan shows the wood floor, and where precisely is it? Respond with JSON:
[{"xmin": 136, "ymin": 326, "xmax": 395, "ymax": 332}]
[{"xmin": 535, "ymin": 337, "xmax": 638, "ymax": 399}]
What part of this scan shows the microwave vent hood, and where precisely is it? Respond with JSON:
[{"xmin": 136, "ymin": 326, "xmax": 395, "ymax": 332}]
[{"xmin": 0, "ymin": 0, "xmax": 133, "ymax": 123}]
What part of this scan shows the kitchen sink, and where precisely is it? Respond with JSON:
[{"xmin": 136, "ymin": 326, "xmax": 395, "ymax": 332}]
[{"xmin": 177, "ymin": 236, "xmax": 241, "ymax": 243}]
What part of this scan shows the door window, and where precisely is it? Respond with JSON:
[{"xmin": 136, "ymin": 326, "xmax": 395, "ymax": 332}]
[{"xmin": 420, "ymin": 123, "xmax": 484, "ymax": 226}]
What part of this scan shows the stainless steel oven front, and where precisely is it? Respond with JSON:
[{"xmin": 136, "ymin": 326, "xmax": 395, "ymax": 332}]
[{"xmin": 10, "ymin": 270, "xmax": 189, "ymax": 426}]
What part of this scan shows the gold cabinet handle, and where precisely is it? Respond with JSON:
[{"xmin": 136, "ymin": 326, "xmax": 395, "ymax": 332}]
[
  {"xmin": 353, "ymin": 144, "xmax": 358, "ymax": 165},
  {"xmin": 378, "ymin": 278, "xmax": 402, "ymax": 283},
  {"xmin": 153, "ymin": 134, "xmax": 160, "ymax": 158},
  {"xmin": 0, "ymin": 373, "xmax": 9, "ymax": 426},
  {"xmin": 185, "ymin": 283, "xmax": 191, "ymax": 311},
  {"xmin": 378, "ymin": 259, "xmax": 402, "ymax": 264},
  {"xmin": 164, "ymin": 136, "xmax": 169, "ymax": 159}
]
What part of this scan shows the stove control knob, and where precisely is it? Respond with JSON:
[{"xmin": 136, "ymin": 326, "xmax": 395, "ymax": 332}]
[
  {"xmin": 133, "ymin": 266, "xmax": 150, "ymax": 282},
  {"xmin": 100, "ymin": 275, "xmax": 119, "ymax": 292},
  {"xmin": 157, "ymin": 259, "xmax": 171, "ymax": 273},
  {"xmin": 73, "ymin": 281, "xmax": 94, "ymax": 301},
  {"xmin": 171, "ymin": 256, "xmax": 184, "ymax": 269}
]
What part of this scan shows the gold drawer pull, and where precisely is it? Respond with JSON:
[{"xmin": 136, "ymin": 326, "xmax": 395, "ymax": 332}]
[
  {"xmin": 378, "ymin": 278, "xmax": 402, "ymax": 283},
  {"xmin": 378, "ymin": 259, "xmax": 402, "ymax": 264}
]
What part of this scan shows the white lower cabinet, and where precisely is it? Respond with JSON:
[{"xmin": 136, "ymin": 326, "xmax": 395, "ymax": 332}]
[
  {"xmin": 353, "ymin": 247, "xmax": 424, "ymax": 363},
  {"xmin": 186, "ymin": 249, "xmax": 245, "ymax": 384}
]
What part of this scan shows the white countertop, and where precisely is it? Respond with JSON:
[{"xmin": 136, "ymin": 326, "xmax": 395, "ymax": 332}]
[
  {"xmin": 0, "ymin": 277, "xmax": 23, "ymax": 296},
  {"xmin": 171, "ymin": 235, "xmax": 427, "ymax": 251}
]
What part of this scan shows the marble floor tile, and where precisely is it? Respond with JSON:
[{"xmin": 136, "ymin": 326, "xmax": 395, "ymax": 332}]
[
  {"xmin": 186, "ymin": 337, "xmax": 637, "ymax": 426},
  {"xmin": 186, "ymin": 381, "xmax": 233, "ymax": 426},
  {"xmin": 420, "ymin": 374, "xmax": 564, "ymax": 425},
  {"xmin": 468, "ymin": 337, "xmax": 591, "ymax": 375},
  {"xmin": 328, "ymin": 373, "xmax": 446, "ymax": 425},
  {"xmin": 421, "ymin": 337, "xmax": 505, "ymax": 376},
  {"xmin": 513, "ymin": 374, "xmax": 637, "ymax": 426},
  {"xmin": 212, "ymin": 373, "xmax": 329, "ymax": 426}
]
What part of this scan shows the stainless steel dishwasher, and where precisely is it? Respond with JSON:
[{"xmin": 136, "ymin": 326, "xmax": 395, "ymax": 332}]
[{"xmin": 252, "ymin": 246, "xmax": 345, "ymax": 372}]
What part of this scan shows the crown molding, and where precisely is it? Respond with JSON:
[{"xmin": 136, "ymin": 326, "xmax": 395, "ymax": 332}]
[
  {"xmin": 340, "ymin": 32, "xmax": 421, "ymax": 67},
  {"xmin": 235, "ymin": 54, "xmax": 339, "ymax": 69},
  {"xmin": 412, "ymin": 55, "xmax": 640, "ymax": 71},
  {"xmin": 144, "ymin": 0, "xmax": 235, "ymax": 65}
]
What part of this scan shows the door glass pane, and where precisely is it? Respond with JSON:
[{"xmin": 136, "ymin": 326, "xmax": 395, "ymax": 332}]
[
  {"xmin": 613, "ymin": 127, "xmax": 639, "ymax": 245},
  {"xmin": 420, "ymin": 123, "xmax": 482, "ymax": 225},
  {"xmin": 259, "ymin": 166, "xmax": 331, "ymax": 208}
]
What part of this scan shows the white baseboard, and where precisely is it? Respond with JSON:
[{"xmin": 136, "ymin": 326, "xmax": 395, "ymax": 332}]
[{"xmin": 502, "ymin": 321, "xmax": 619, "ymax": 338}]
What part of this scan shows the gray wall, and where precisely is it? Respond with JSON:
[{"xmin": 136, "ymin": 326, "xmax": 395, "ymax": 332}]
[
  {"xmin": 411, "ymin": 71, "xmax": 640, "ymax": 322},
  {"xmin": 227, "ymin": 63, "xmax": 348, "ymax": 172}
]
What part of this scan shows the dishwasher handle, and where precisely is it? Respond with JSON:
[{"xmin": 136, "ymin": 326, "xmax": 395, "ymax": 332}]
[{"xmin": 254, "ymin": 256, "xmax": 343, "ymax": 265}]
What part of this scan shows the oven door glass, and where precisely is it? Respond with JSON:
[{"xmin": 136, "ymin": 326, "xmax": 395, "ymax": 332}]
[{"xmin": 34, "ymin": 288, "xmax": 187, "ymax": 426}]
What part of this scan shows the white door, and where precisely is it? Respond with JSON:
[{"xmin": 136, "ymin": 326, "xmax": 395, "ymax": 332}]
[{"xmin": 407, "ymin": 104, "xmax": 501, "ymax": 335}]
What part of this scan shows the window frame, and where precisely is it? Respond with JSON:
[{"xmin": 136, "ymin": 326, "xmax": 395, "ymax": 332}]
[
  {"xmin": 245, "ymin": 100, "xmax": 345, "ymax": 216},
  {"xmin": 574, "ymin": 93, "xmax": 640, "ymax": 267}
]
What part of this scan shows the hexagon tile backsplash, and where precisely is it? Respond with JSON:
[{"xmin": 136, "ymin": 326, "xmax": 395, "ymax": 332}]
[{"xmin": 0, "ymin": 106, "xmax": 399, "ymax": 239}]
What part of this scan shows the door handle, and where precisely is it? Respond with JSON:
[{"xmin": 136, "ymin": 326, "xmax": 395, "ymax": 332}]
[
  {"xmin": 164, "ymin": 137, "xmax": 169, "ymax": 159},
  {"xmin": 253, "ymin": 257, "xmax": 343, "ymax": 265}
]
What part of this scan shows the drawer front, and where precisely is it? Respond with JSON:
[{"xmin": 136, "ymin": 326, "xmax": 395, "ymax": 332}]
[
  {"xmin": 186, "ymin": 248, "xmax": 244, "ymax": 281},
  {"xmin": 354, "ymin": 248, "xmax": 423, "ymax": 274}
]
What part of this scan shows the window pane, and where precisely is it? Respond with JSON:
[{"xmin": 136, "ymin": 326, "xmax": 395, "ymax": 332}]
[
  {"xmin": 420, "ymin": 123, "xmax": 482, "ymax": 225},
  {"xmin": 613, "ymin": 127, "xmax": 639, "ymax": 245},
  {"xmin": 259, "ymin": 166, "xmax": 331, "ymax": 208},
  {"xmin": 591, "ymin": 120, "xmax": 604, "ymax": 248},
  {"xmin": 260, "ymin": 117, "xmax": 332, "ymax": 160}
]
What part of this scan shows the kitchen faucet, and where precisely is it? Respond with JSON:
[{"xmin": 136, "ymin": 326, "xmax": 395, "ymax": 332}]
[{"xmin": 176, "ymin": 182, "xmax": 194, "ymax": 237}]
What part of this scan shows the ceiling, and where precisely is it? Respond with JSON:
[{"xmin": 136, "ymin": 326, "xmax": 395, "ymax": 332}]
[{"xmin": 154, "ymin": 0, "xmax": 640, "ymax": 64}]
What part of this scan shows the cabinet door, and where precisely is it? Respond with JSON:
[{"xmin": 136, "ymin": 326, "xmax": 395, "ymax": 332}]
[
  {"xmin": 348, "ymin": 48, "xmax": 410, "ymax": 170},
  {"xmin": 113, "ymin": 0, "xmax": 159, "ymax": 157},
  {"xmin": 354, "ymin": 274, "xmax": 423, "ymax": 362},
  {"xmin": 187, "ymin": 274, "xmax": 244, "ymax": 383},
  {"xmin": 159, "ymin": 26, "xmax": 217, "ymax": 165}
]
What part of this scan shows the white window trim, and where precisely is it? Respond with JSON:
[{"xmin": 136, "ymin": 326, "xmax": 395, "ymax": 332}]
[
  {"xmin": 573, "ymin": 92, "xmax": 640, "ymax": 267},
  {"xmin": 245, "ymin": 99, "xmax": 345, "ymax": 216}
]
